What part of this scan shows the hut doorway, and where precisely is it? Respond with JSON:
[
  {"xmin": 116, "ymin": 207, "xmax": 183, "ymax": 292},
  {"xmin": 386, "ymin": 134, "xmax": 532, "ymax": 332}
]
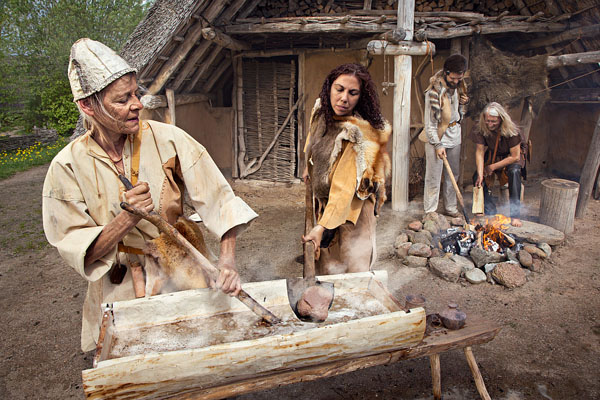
[{"xmin": 237, "ymin": 56, "xmax": 298, "ymax": 182}]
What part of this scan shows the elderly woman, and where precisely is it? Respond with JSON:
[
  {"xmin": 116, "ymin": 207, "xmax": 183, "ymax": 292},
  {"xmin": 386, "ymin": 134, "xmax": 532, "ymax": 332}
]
[
  {"xmin": 471, "ymin": 102, "xmax": 525, "ymax": 227},
  {"xmin": 301, "ymin": 63, "xmax": 391, "ymax": 275},
  {"xmin": 42, "ymin": 38, "xmax": 257, "ymax": 352}
]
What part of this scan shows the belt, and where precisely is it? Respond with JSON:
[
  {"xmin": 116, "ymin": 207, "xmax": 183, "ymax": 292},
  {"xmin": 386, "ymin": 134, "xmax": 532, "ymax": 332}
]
[
  {"xmin": 448, "ymin": 121, "xmax": 458, "ymax": 128},
  {"xmin": 118, "ymin": 243, "xmax": 145, "ymax": 255}
]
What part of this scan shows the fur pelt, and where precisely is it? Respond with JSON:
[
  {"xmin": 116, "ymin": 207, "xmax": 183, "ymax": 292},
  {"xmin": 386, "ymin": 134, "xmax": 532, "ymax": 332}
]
[
  {"xmin": 143, "ymin": 216, "xmax": 216, "ymax": 295},
  {"xmin": 330, "ymin": 115, "xmax": 392, "ymax": 215}
]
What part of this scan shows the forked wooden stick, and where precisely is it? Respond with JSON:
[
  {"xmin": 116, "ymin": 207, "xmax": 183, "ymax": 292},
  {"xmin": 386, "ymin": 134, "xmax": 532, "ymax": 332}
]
[{"xmin": 120, "ymin": 201, "xmax": 281, "ymax": 325}]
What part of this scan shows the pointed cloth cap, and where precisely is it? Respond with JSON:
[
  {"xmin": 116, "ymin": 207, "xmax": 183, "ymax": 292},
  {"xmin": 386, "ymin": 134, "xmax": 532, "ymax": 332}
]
[{"xmin": 68, "ymin": 38, "xmax": 137, "ymax": 102}]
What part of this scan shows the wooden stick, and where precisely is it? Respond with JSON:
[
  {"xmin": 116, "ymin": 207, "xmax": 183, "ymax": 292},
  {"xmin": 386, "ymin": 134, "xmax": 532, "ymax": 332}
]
[
  {"xmin": 120, "ymin": 202, "xmax": 281, "ymax": 325},
  {"xmin": 442, "ymin": 155, "xmax": 470, "ymax": 224},
  {"xmin": 575, "ymin": 113, "xmax": 600, "ymax": 218},
  {"xmin": 464, "ymin": 346, "xmax": 491, "ymax": 400},
  {"xmin": 430, "ymin": 353, "xmax": 441, "ymax": 400}
]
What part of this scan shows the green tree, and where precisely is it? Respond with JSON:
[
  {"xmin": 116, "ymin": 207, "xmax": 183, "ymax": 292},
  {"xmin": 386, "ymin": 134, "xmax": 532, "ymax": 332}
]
[{"xmin": 0, "ymin": 0, "xmax": 152, "ymax": 135}]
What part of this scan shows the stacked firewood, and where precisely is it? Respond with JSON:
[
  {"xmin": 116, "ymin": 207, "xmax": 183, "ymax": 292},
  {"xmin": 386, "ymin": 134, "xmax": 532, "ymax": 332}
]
[{"xmin": 249, "ymin": 0, "xmax": 521, "ymax": 18}]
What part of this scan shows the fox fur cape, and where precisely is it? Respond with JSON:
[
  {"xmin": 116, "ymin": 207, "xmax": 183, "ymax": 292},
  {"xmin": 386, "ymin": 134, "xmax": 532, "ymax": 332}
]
[{"xmin": 305, "ymin": 98, "xmax": 391, "ymax": 217}]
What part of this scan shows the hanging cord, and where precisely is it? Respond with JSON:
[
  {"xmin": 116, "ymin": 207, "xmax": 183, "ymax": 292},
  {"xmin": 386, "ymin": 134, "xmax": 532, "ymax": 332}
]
[{"xmin": 532, "ymin": 67, "xmax": 600, "ymax": 96}]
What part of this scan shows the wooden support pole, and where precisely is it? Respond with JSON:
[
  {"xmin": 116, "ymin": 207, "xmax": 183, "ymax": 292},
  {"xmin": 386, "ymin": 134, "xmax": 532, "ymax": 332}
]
[
  {"xmin": 458, "ymin": 36, "xmax": 470, "ymax": 189},
  {"xmin": 165, "ymin": 88, "xmax": 176, "ymax": 125},
  {"xmin": 464, "ymin": 346, "xmax": 492, "ymax": 400},
  {"xmin": 430, "ymin": 354, "xmax": 441, "ymax": 400},
  {"xmin": 391, "ymin": 0, "xmax": 414, "ymax": 212},
  {"xmin": 546, "ymin": 50, "xmax": 600, "ymax": 69},
  {"xmin": 202, "ymin": 27, "xmax": 251, "ymax": 51},
  {"xmin": 575, "ymin": 114, "xmax": 600, "ymax": 218}
]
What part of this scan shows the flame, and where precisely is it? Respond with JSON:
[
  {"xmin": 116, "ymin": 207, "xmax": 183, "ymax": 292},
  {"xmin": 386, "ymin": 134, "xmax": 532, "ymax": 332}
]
[{"xmin": 477, "ymin": 214, "xmax": 514, "ymax": 252}]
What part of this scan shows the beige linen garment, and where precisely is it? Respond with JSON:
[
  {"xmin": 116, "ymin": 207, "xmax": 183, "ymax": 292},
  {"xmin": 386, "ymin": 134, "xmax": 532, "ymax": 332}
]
[{"xmin": 43, "ymin": 120, "xmax": 257, "ymax": 351}]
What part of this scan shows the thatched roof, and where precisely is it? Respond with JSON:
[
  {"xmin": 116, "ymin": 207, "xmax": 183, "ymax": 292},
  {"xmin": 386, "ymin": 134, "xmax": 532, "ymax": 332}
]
[{"xmin": 119, "ymin": 0, "xmax": 599, "ymax": 100}]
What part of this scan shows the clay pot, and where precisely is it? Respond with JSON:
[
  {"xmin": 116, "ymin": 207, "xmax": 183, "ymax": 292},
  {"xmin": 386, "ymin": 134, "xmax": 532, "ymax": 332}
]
[{"xmin": 439, "ymin": 303, "xmax": 466, "ymax": 330}]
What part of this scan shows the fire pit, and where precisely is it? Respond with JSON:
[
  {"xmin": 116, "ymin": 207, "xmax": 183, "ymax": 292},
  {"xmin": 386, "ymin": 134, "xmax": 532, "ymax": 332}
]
[
  {"xmin": 437, "ymin": 215, "xmax": 524, "ymax": 256},
  {"xmin": 395, "ymin": 212, "xmax": 561, "ymax": 288}
]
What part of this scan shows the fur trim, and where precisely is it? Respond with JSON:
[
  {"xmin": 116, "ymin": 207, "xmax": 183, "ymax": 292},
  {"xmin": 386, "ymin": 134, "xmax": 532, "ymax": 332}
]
[
  {"xmin": 330, "ymin": 116, "xmax": 391, "ymax": 211},
  {"xmin": 426, "ymin": 70, "xmax": 447, "ymax": 123}
]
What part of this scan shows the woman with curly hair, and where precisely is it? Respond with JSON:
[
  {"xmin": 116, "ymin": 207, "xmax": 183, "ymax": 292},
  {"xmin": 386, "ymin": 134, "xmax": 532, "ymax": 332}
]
[{"xmin": 301, "ymin": 63, "xmax": 391, "ymax": 275}]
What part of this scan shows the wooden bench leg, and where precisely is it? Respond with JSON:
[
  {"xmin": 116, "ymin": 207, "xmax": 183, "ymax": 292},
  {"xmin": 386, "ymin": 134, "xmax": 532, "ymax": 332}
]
[
  {"xmin": 464, "ymin": 346, "xmax": 491, "ymax": 400},
  {"xmin": 429, "ymin": 354, "xmax": 441, "ymax": 400}
]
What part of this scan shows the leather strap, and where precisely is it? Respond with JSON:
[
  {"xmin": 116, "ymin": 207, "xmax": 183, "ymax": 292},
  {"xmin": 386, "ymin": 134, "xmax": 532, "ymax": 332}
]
[
  {"xmin": 118, "ymin": 243, "xmax": 144, "ymax": 255},
  {"xmin": 130, "ymin": 121, "xmax": 142, "ymax": 185}
]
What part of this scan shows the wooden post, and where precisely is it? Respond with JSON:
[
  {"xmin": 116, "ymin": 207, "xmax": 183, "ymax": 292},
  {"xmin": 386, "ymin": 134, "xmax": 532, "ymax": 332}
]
[
  {"xmin": 391, "ymin": 0, "xmax": 415, "ymax": 212},
  {"xmin": 297, "ymin": 51, "xmax": 306, "ymax": 178},
  {"xmin": 458, "ymin": 36, "xmax": 470, "ymax": 189},
  {"xmin": 575, "ymin": 114, "xmax": 600, "ymax": 217},
  {"xmin": 464, "ymin": 346, "xmax": 491, "ymax": 400},
  {"xmin": 429, "ymin": 353, "xmax": 441, "ymax": 400},
  {"xmin": 540, "ymin": 179, "xmax": 579, "ymax": 234},
  {"xmin": 165, "ymin": 88, "xmax": 176, "ymax": 126}
]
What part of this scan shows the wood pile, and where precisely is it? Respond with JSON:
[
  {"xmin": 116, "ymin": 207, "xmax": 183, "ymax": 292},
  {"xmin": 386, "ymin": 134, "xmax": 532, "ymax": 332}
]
[{"xmin": 248, "ymin": 0, "xmax": 525, "ymax": 19}]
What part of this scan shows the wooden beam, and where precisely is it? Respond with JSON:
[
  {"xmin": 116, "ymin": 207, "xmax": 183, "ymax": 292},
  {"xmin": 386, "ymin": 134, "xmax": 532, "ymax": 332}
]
[
  {"xmin": 169, "ymin": 41, "xmax": 212, "ymax": 92},
  {"xmin": 423, "ymin": 21, "xmax": 567, "ymax": 39},
  {"xmin": 391, "ymin": 0, "xmax": 414, "ymax": 212},
  {"xmin": 202, "ymin": 27, "xmax": 251, "ymax": 51},
  {"xmin": 515, "ymin": 24, "xmax": 600, "ymax": 50},
  {"xmin": 165, "ymin": 88, "xmax": 176, "ymax": 125},
  {"xmin": 575, "ymin": 114, "xmax": 600, "ymax": 218},
  {"xmin": 147, "ymin": 1, "xmax": 228, "ymax": 94},
  {"xmin": 546, "ymin": 50, "xmax": 600, "ymax": 69},
  {"xmin": 139, "ymin": 93, "xmax": 208, "ymax": 110},
  {"xmin": 226, "ymin": 21, "xmax": 397, "ymax": 34},
  {"xmin": 367, "ymin": 40, "xmax": 435, "ymax": 56},
  {"xmin": 217, "ymin": 0, "xmax": 248, "ymax": 24},
  {"xmin": 187, "ymin": 44, "xmax": 224, "ymax": 92},
  {"xmin": 226, "ymin": 20, "xmax": 566, "ymax": 37},
  {"xmin": 147, "ymin": 22, "xmax": 206, "ymax": 94},
  {"xmin": 363, "ymin": 0, "xmax": 372, "ymax": 10},
  {"xmin": 238, "ymin": 0, "xmax": 261, "ymax": 20},
  {"xmin": 203, "ymin": 59, "xmax": 232, "ymax": 93}
]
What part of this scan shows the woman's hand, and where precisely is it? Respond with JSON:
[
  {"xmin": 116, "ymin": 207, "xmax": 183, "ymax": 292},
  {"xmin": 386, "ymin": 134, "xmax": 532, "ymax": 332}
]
[
  {"xmin": 302, "ymin": 166, "xmax": 309, "ymax": 184},
  {"xmin": 302, "ymin": 225, "xmax": 325, "ymax": 249},
  {"xmin": 215, "ymin": 256, "xmax": 242, "ymax": 297},
  {"xmin": 125, "ymin": 181, "xmax": 154, "ymax": 213}
]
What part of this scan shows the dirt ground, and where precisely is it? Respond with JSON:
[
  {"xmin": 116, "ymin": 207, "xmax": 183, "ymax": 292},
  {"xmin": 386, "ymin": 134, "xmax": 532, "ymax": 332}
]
[{"xmin": 0, "ymin": 165, "xmax": 599, "ymax": 400}]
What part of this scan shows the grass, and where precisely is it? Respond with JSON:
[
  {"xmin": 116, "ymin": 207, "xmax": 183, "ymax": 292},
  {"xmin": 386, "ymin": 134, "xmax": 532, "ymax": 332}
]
[{"xmin": 0, "ymin": 138, "xmax": 68, "ymax": 180}]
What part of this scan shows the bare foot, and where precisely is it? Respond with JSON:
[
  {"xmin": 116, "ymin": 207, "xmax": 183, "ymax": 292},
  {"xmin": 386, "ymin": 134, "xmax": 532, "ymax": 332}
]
[{"xmin": 511, "ymin": 218, "xmax": 522, "ymax": 227}]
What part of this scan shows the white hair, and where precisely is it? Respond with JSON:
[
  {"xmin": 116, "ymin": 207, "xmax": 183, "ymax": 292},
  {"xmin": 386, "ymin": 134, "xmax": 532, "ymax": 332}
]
[{"xmin": 479, "ymin": 102, "xmax": 520, "ymax": 138}]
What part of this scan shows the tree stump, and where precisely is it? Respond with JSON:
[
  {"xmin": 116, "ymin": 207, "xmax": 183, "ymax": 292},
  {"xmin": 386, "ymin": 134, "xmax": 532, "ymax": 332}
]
[{"xmin": 539, "ymin": 179, "xmax": 579, "ymax": 234}]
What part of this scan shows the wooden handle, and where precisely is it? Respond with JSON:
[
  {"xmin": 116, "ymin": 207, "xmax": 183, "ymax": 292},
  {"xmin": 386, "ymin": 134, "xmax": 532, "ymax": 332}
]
[
  {"xmin": 120, "ymin": 201, "xmax": 281, "ymax": 325},
  {"xmin": 303, "ymin": 178, "xmax": 316, "ymax": 281},
  {"xmin": 442, "ymin": 156, "xmax": 470, "ymax": 224}
]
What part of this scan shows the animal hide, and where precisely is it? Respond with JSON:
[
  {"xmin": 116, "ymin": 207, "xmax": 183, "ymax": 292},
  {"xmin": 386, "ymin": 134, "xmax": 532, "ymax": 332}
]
[
  {"xmin": 331, "ymin": 116, "xmax": 392, "ymax": 215},
  {"xmin": 143, "ymin": 217, "xmax": 216, "ymax": 295}
]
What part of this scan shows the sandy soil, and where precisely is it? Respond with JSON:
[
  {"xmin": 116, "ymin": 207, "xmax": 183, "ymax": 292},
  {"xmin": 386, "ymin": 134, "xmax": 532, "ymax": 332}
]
[{"xmin": 0, "ymin": 165, "xmax": 598, "ymax": 399}]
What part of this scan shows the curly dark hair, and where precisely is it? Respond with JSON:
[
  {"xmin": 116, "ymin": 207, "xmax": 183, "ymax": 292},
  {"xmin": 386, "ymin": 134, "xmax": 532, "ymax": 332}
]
[{"xmin": 317, "ymin": 63, "xmax": 384, "ymax": 130}]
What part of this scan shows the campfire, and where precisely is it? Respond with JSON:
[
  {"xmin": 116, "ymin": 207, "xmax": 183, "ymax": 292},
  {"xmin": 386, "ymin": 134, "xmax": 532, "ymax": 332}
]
[{"xmin": 438, "ymin": 214, "xmax": 523, "ymax": 256}]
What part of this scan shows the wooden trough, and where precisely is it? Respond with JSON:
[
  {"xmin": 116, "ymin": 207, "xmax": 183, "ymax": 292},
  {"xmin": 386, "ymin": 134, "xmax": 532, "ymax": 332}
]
[{"xmin": 82, "ymin": 270, "xmax": 426, "ymax": 399}]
